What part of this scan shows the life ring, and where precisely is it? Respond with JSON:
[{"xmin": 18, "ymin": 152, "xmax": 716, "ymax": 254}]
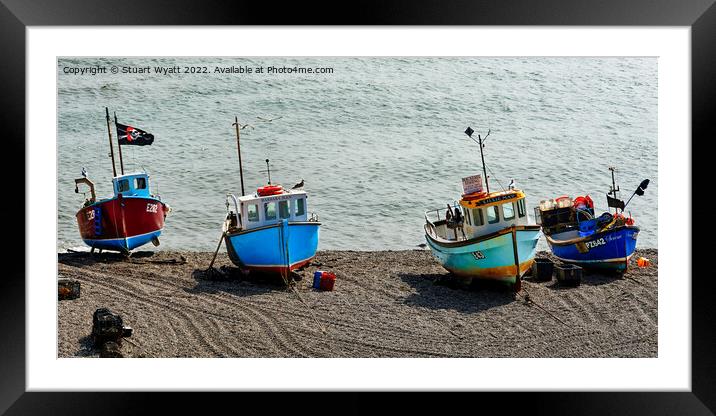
[
  {"xmin": 257, "ymin": 185, "xmax": 283, "ymax": 196},
  {"xmin": 462, "ymin": 191, "xmax": 487, "ymax": 201},
  {"xmin": 573, "ymin": 195, "xmax": 594, "ymax": 210}
]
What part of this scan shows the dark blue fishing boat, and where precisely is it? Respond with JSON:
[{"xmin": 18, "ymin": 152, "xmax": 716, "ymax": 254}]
[{"xmin": 536, "ymin": 168, "xmax": 649, "ymax": 272}]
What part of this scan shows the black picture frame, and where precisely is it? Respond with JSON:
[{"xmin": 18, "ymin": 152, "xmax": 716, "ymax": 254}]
[{"xmin": 2, "ymin": 0, "xmax": 712, "ymax": 414}]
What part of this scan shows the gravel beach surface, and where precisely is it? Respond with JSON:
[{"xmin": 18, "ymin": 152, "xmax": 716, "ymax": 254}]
[{"xmin": 58, "ymin": 249, "xmax": 657, "ymax": 358}]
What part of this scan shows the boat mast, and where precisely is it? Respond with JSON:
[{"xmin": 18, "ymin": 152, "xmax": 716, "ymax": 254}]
[
  {"xmin": 608, "ymin": 166, "xmax": 620, "ymax": 213},
  {"xmin": 114, "ymin": 112, "xmax": 125, "ymax": 175},
  {"xmin": 465, "ymin": 127, "xmax": 491, "ymax": 194},
  {"xmin": 265, "ymin": 159, "xmax": 272, "ymax": 185},
  {"xmin": 478, "ymin": 132, "xmax": 490, "ymax": 194},
  {"xmin": 232, "ymin": 116, "xmax": 246, "ymax": 196},
  {"xmin": 105, "ymin": 107, "xmax": 117, "ymax": 177}
]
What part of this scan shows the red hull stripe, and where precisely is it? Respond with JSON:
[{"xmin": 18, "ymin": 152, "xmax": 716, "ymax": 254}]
[
  {"xmin": 242, "ymin": 257, "xmax": 313, "ymax": 273},
  {"xmin": 76, "ymin": 197, "xmax": 166, "ymax": 240}
]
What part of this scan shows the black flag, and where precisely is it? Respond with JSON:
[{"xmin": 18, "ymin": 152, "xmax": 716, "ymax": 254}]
[
  {"xmin": 116, "ymin": 122, "xmax": 154, "ymax": 146},
  {"xmin": 635, "ymin": 179, "xmax": 650, "ymax": 196},
  {"xmin": 606, "ymin": 194, "xmax": 625, "ymax": 210}
]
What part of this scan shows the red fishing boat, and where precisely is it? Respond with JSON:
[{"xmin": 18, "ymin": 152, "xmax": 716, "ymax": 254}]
[{"xmin": 73, "ymin": 108, "xmax": 170, "ymax": 254}]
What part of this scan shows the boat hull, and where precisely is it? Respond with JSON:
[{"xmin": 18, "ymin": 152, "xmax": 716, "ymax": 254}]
[
  {"xmin": 75, "ymin": 194, "xmax": 168, "ymax": 253},
  {"xmin": 546, "ymin": 226, "xmax": 639, "ymax": 271},
  {"xmin": 424, "ymin": 226, "xmax": 541, "ymax": 283},
  {"xmin": 225, "ymin": 221, "xmax": 320, "ymax": 274}
]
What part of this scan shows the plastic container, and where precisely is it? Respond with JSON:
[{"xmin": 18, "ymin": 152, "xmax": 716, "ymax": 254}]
[
  {"xmin": 319, "ymin": 272, "xmax": 336, "ymax": 291},
  {"xmin": 539, "ymin": 199, "xmax": 555, "ymax": 211},
  {"xmin": 531, "ymin": 258, "xmax": 554, "ymax": 282},
  {"xmin": 555, "ymin": 263, "xmax": 582, "ymax": 286},
  {"xmin": 556, "ymin": 196, "xmax": 573, "ymax": 209},
  {"xmin": 312, "ymin": 271, "xmax": 324, "ymax": 289}
]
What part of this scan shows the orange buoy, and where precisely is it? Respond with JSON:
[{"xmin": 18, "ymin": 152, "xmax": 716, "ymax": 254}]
[{"xmin": 636, "ymin": 257, "xmax": 651, "ymax": 268}]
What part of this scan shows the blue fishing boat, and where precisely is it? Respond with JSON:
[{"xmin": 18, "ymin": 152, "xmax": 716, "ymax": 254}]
[
  {"xmin": 423, "ymin": 127, "xmax": 541, "ymax": 291},
  {"xmin": 536, "ymin": 167, "xmax": 650, "ymax": 272},
  {"xmin": 223, "ymin": 185, "xmax": 320, "ymax": 274},
  {"xmin": 214, "ymin": 116, "xmax": 320, "ymax": 277}
]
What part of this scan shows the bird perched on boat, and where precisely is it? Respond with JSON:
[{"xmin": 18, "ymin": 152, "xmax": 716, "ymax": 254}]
[
  {"xmin": 508, "ymin": 178, "xmax": 516, "ymax": 190},
  {"xmin": 81, "ymin": 167, "xmax": 88, "ymax": 178},
  {"xmin": 292, "ymin": 179, "xmax": 304, "ymax": 189}
]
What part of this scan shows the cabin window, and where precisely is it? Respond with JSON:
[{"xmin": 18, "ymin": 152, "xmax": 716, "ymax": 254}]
[
  {"xmin": 264, "ymin": 202, "xmax": 277, "ymax": 221},
  {"xmin": 502, "ymin": 202, "xmax": 515, "ymax": 220},
  {"xmin": 296, "ymin": 198, "xmax": 306, "ymax": 216},
  {"xmin": 486, "ymin": 205, "xmax": 500, "ymax": 224},
  {"xmin": 247, "ymin": 204, "xmax": 259, "ymax": 222},
  {"xmin": 279, "ymin": 200, "xmax": 291, "ymax": 219},
  {"xmin": 472, "ymin": 208, "xmax": 484, "ymax": 226},
  {"xmin": 517, "ymin": 199, "xmax": 526, "ymax": 218},
  {"xmin": 135, "ymin": 177, "xmax": 147, "ymax": 190},
  {"xmin": 117, "ymin": 179, "xmax": 130, "ymax": 192}
]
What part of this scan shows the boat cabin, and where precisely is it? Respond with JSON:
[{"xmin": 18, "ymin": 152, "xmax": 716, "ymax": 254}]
[
  {"xmin": 228, "ymin": 186, "xmax": 310, "ymax": 231},
  {"xmin": 112, "ymin": 173, "xmax": 152, "ymax": 198},
  {"xmin": 459, "ymin": 189, "xmax": 530, "ymax": 237},
  {"xmin": 426, "ymin": 189, "xmax": 531, "ymax": 242}
]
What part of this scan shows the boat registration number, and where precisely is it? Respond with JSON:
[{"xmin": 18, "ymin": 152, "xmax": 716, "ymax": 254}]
[
  {"xmin": 146, "ymin": 203, "xmax": 159, "ymax": 213},
  {"xmin": 472, "ymin": 251, "xmax": 486, "ymax": 260},
  {"xmin": 86, "ymin": 210, "xmax": 95, "ymax": 220},
  {"xmin": 585, "ymin": 238, "xmax": 606, "ymax": 249}
]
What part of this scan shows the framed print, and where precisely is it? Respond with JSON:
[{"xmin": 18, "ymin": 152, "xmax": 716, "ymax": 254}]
[{"xmin": 2, "ymin": 0, "xmax": 714, "ymax": 414}]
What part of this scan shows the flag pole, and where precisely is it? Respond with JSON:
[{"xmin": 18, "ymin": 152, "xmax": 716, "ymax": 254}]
[
  {"xmin": 105, "ymin": 107, "xmax": 117, "ymax": 177},
  {"xmin": 232, "ymin": 116, "xmax": 246, "ymax": 196},
  {"xmin": 114, "ymin": 112, "xmax": 125, "ymax": 175}
]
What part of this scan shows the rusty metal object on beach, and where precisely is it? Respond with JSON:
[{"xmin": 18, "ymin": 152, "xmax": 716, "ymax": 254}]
[
  {"xmin": 92, "ymin": 308, "xmax": 132, "ymax": 348},
  {"xmin": 58, "ymin": 278, "xmax": 81, "ymax": 300}
]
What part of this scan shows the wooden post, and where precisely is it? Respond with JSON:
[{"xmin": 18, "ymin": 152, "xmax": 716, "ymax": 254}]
[
  {"xmin": 232, "ymin": 116, "xmax": 246, "ymax": 196},
  {"xmin": 105, "ymin": 107, "xmax": 117, "ymax": 177},
  {"xmin": 511, "ymin": 226, "xmax": 521, "ymax": 292},
  {"xmin": 207, "ymin": 232, "xmax": 225, "ymax": 270},
  {"xmin": 114, "ymin": 112, "xmax": 125, "ymax": 175}
]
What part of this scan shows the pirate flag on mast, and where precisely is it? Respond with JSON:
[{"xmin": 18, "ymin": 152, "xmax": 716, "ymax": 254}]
[{"xmin": 115, "ymin": 114, "xmax": 154, "ymax": 146}]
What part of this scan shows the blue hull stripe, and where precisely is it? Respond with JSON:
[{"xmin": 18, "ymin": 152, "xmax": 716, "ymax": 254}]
[
  {"xmin": 547, "ymin": 226, "xmax": 638, "ymax": 270},
  {"xmin": 83, "ymin": 229, "xmax": 162, "ymax": 252},
  {"xmin": 425, "ymin": 228, "xmax": 541, "ymax": 281},
  {"xmin": 226, "ymin": 222, "xmax": 320, "ymax": 271}
]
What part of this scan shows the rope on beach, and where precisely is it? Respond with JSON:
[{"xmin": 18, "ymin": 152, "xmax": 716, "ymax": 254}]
[
  {"xmin": 288, "ymin": 283, "xmax": 327, "ymax": 335},
  {"xmin": 277, "ymin": 224, "xmax": 326, "ymax": 334},
  {"xmin": 517, "ymin": 289, "xmax": 570, "ymax": 328}
]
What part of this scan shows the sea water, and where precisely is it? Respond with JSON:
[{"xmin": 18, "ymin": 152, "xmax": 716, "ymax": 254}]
[{"xmin": 57, "ymin": 57, "xmax": 657, "ymax": 251}]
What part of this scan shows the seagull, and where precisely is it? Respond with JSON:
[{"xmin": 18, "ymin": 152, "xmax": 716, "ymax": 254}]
[
  {"xmin": 292, "ymin": 179, "xmax": 304, "ymax": 189},
  {"xmin": 256, "ymin": 116, "xmax": 283, "ymax": 123},
  {"xmin": 508, "ymin": 178, "xmax": 516, "ymax": 190},
  {"xmin": 240, "ymin": 124, "xmax": 254, "ymax": 130},
  {"xmin": 81, "ymin": 167, "xmax": 88, "ymax": 178},
  {"xmin": 416, "ymin": 243, "xmax": 427, "ymax": 249}
]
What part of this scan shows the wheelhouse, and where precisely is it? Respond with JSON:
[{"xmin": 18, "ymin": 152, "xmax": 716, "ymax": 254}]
[
  {"xmin": 112, "ymin": 173, "xmax": 152, "ymax": 198},
  {"xmin": 459, "ymin": 189, "xmax": 530, "ymax": 238},
  {"xmin": 425, "ymin": 189, "xmax": 531, "ymax": 242},
  {"xmin": 229, "ymin": 189, "xmax": 310, "ymax": 231}
]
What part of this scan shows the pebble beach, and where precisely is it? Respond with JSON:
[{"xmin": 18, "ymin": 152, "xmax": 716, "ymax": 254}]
[{"xmin": 58, "ymin": 249, "xmax": 657, "ymax": 358}]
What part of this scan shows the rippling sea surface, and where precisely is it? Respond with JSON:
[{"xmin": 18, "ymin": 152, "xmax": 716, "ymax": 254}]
[{"xmin": 57, "ymin": 57, "xmax": 657, "ymax": 252}]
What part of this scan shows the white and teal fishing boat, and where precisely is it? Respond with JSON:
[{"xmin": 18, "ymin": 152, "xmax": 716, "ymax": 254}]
[{"xmin": 423, "ymin": 127, "xmax": 541, "ymax": 291}]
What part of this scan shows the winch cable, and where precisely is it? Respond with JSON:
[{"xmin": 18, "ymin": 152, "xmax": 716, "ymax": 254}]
[
  {"xmin": 278, "ymin": 223, "xmax": 327, "ymax": 335},
  {"xmin": 516, "ymin": 287, "xmax": 570, "ymax": 328}
]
